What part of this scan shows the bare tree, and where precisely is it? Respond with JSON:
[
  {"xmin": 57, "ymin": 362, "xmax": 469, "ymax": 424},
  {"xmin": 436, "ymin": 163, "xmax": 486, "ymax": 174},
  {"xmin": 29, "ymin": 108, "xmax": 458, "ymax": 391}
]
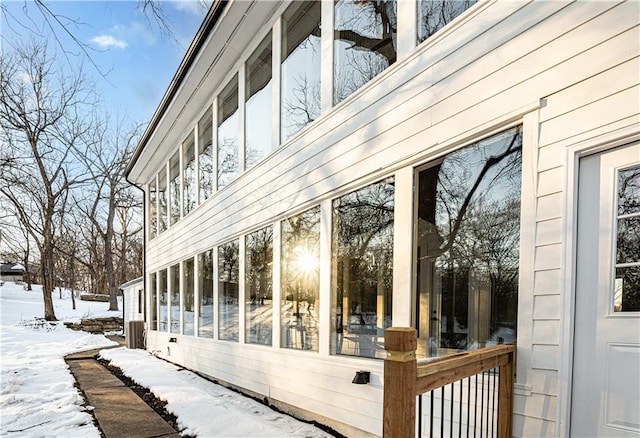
[{"xmin": 0, "ymin": 39, "xmax": 95, "ymax": 320}]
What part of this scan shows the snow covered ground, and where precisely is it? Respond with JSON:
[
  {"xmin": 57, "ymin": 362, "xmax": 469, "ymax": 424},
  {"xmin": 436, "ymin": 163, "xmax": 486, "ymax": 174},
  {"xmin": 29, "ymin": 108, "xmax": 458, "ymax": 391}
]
[{"xmin": 0, "ymin": 281, "xmax": 333, "ymax": 437}]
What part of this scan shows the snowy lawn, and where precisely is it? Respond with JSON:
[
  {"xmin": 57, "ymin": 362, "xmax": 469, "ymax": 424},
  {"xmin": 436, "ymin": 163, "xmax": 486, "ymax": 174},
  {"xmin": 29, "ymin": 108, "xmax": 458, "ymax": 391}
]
[{"xmin": 1, "ymin": 282, "xmax": 333, "ymax": 437}]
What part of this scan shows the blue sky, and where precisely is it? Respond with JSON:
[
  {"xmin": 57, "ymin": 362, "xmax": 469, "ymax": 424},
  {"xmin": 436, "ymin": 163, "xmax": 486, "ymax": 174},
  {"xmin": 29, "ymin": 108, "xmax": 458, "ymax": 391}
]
[{"xmin": 1, "ymin": 1, "xmax": 209, "ymax": 124}]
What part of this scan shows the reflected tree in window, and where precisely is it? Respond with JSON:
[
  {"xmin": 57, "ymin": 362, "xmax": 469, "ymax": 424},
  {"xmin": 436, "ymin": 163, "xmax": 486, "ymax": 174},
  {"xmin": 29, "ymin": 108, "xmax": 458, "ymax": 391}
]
[
  {"xmin": 245, "ymin": 226, "xmax": 273, "ymax": 346},
  {"xmin": 149, "ymin": 272, "xmax": 157, "ymax": 330},
  {"xmin": 183, "ymin": 258, "xmax": 194, "ymax": 336},
  {"xmin": 218, "ymin": 75, "xmax": 239, "ymax": 188},
  {"xmin": 157, "ymin": 167, "xmax": 167, "ymax": 233},
  {"xmin": 159, "ymin": 268, "xmax": 168, "ymax": 331},
  {"xmin": 417, "ymin": 0, "xmax": 477, "ymax": 44},
  {"xmin": 169, "ymin": 151, "xmax": 180, "ymax": 226},
  {"xmin": 334, "ymin": 0, "xmax": 397, "ymax": 104},
  {"xmin": 218, "ymin": 240, "xmax": 239, "ymax": 341},
  {"xmin": 170, "ymin": 264, "xmax": 180, "ymax": 334},
  {"xmin": 332, "ymin": 178, "xmax": 394, "ymax": 359},
  {"xmin": 281, "ymin": 207, "xmax": 320, "ymax": 351},
  {"xmin": 415, "ymin": 126, "xmax": 522, "ymax": 358},
  {"xmin": 198, "ymin": 249, "xmax": 214, "ymax": 337},
  {"xmin": 198, "ymin": 107, "xmax": 214, "ymax": 202},
  {"xmin": 182, "ymin": 131, "xmax": 196, "ymax": 216},
  {"xmin": 149, "ymin": 178, "xmax": 157, "ymax": 239}
]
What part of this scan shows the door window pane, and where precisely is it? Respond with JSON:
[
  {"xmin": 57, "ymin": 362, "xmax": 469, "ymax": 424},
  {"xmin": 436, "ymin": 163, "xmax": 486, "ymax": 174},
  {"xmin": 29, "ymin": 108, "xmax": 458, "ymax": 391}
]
[
  {"xmin": 614, "ymin": 165, "xmax": 640, "ymax": 312},
  {"xmin": 245, "ymin": 226, "xmax": 273, "ymax": 346},
  {"xmin": 199, "ymin": 107, "xmax": 214, "ymax": 202},
  {"xmin": 331, "ymin": 178, "xmax": 395, "ymax": 359},
  {"xmin": 218, "ymin": 75, "xmax": 239, "ymax": 188},
  {"xmin": 218, "ymin": 240, "xmax": 239, "ymax": 341},
  {"xmin": 149, "ymin": 272, "xmax": 157, "ymax": 330},
  {"xmin": 281, "ymin": 207, "xmax": 320, "ymax": 351},
  {"xmin": 183, "ymin": 258, "xmax": 195, "ymax": 336},
  {"xmin": 170, "ymin": 264, "xmax": 180, "ymax": 334},
  {"xmin": 334, "ymin": 0, "xmax": 397, "ymax": 104},
  {"xmin": 169, "ymin": 150, "xmax": 180, "ymax": 226},
  {"xmin": 417, "ymin": 0, "xmax": 477, "ymax": 44},
  {"xmin": 159, "ymin": 269, "xmax": 168, "ymax": 331},
  {"xmin": 281, "ymin": 1, "xmax": 321, "ymax": 143},
  {"xmin": 415, "ymin": 127, "xmax": 522, "ymax": 358},
  {"xmin": 183, "ymin": 131, "xmax": 196, "ymax": 216},
  {"xmin": 246, "ymin": 33, "xmax": 273, "ymax": 169},
  {"xmin": 158, "ymin": 168, "xmax": 167, "ymax": 233},
  {"xmin": 198, "ymin": 249, "xmax": 214, "ymax": 337}
]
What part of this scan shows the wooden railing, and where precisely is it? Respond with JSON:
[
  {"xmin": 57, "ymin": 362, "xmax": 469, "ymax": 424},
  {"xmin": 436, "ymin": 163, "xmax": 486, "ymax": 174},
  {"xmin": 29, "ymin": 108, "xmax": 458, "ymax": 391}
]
[{"xmin": 383, "ymin": 327, "xmax": 515, "ymax": 437}]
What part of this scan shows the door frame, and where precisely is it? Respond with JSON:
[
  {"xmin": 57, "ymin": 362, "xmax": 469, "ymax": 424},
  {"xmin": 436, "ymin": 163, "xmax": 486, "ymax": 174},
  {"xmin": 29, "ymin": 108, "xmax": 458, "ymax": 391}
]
[{"xmin": 557, "ymin": 127, "xmax": 640, "ymax": 437}]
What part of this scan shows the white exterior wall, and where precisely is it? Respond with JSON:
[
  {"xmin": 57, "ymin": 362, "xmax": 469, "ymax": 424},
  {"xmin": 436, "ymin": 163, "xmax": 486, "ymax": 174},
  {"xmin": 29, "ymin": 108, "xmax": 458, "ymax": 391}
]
[
  {"xmin": 133, "ymin": 1, "xmax": 640, "ymax": 436},
  {"xmin": 122, "ymin": 281, "xmax": 144, "ymax": 324}
]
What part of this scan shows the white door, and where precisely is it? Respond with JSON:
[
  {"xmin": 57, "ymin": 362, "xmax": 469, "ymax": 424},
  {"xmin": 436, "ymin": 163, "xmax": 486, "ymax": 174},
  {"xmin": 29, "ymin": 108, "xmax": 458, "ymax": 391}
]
[{"xmin": 572, "ymin": 142, "xmax": 640, "ymax": 437}]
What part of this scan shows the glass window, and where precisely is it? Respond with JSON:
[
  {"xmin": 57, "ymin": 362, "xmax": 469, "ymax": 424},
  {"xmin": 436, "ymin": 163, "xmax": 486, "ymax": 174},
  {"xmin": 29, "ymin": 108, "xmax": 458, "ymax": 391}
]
[
  {"xmin": 245, "ymin": 226, "xmax": 274, "ymax": 346},
  {"xmin": 614, "ymin": 166, "xmax": 640, "ymax": 312},
  {"xmin": 414, "ymin": 127, "xmax": 522, "ymax": 358},
  {"xmin": 169, "ymin": 150, "xmax": 181, "ymax": 226},
  {"xmin": 198, "ymin": 249, "xmax": 214, "ymax": 337},
  {"xmin": 218, "ymin": 75, "xmax": 239, "ymax": 188},
  {"xmin": 417, "ymin": 0, "xmax": 477, "ymax": 44},
  {"xmin": 246, "ymin": 32, "xmax": 273, "ymax": 169},
  {"xmin": 159, "ymin": 269, "xmax": 168, "ymax": 331},
  {"xmin": 170, "ymin": 263, "xmax": 180, "ymax": 334},
  {"xmin": 149, "ymin": 179, "xmax": 157, "ymax": 239},
  {"xmin": 281, "ymin": 207, "xmax": 320, "ymax": 351},
  {"xmin": 199, "ymin": 107, "xmax": 214, "ymax": 202},
  {"xmin": 218, "ymin": 240, "xmax": 240, "ymax": 341},
  {"xmin": 183, "ymin": 258, "xmax": 195, "ymax": 335},
  {"xmin": 183, "ymin": 131, "xmax": 196, "ymax": 216},
  {"xmin": 158, "ymin": 167, "xmax": 167, "ymax": 233},
  {"xmin": 281, "ymin": 1, "xmax": 321, "ymax": 143},
  {"xmin": 331, "ymin": 178, "xmax": 395, "ymax": 358},
  {"xmin": 149, "ymin": 272, "xmax": 157, "ymax": 330},
  {"xmin": 334, "ymin": 0, "xmax": 397, "ymax": 105}
]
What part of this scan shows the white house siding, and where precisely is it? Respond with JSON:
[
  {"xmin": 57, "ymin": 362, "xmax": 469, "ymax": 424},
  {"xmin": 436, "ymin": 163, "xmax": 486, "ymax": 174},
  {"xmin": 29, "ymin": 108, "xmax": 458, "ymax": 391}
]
[{"xmin": 135, "ymin": 1, "xmax": 640, "ymax": 436}]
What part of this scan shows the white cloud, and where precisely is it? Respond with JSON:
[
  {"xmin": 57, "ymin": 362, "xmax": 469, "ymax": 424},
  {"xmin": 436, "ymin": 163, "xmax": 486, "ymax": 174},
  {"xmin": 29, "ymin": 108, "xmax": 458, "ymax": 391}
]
[{"xmin": 91, "ymin": 34, "xmax": 128, "ymax": 49}]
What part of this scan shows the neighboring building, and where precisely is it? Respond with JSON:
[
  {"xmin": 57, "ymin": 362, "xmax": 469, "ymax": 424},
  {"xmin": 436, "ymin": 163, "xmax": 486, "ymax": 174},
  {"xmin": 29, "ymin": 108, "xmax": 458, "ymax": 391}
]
[
  {"xmin": 0, "ymin": 263, "xmax": 26, "ymax": 283},
  {"xmin": 125, "ymin": 1, "xmax": 640, "ymax": 436},
  {"xmin": 120, "ymin": 277, "xmax": 145, "ymax": 348}
]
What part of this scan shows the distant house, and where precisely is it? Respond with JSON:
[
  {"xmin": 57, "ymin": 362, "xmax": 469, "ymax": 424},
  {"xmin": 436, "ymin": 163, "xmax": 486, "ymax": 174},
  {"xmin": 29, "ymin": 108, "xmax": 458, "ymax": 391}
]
[
  {"xmin": 125, "ymin": 1, "xmax": 640, "ymax": 436},
  {"xmin": 0, "ymin": 263, "xmax": 26, "ymax": 283}
]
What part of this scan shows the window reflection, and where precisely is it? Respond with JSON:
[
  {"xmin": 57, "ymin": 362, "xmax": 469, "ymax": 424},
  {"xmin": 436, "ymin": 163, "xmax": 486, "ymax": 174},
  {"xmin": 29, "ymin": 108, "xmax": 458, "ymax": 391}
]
[
  {"xmin": 245, "ymin": 227, "xmax": 273, "ymax": 346},
  {"xmin": 218, "ymin": 75, "xmax": 239, "ymax": 188},
  {"xmin": 614, "ymin": 166, "xmax": 640, "ymax": 312},
  {"xmin": 169, "ymin": 151, "xmax": 180, "ymax": 226},
  {"xmin": 246, "ymin": 33, "xmax": 273, "ymax": 169},
  {"xmin": 149, "ymin": 272, "xmax": 157, "ymax": 330},
  {"xmin": 198, "ymin": 108, "xmax": 214, "ymax": 202},
  {"xmin": 159, "ymin": 269, "xmax": 168, "ymax": 331},
  {"xmin": 170, "ymin": 264, "xmax": 180, "ymax": 334},
  {"xmin": 415, "ymin": 127, "xmax": 522, "ymax": 358},
  {"xmin": 281, "ymin": 207, "xmax": 320, "ymax": 351},
  {"xmin": 417, "ymin": 0, "xmax": 477, "ymax": 44},
  {"xmin": 198, "ymin": 249, "xmax": 214, "ymax": 337},
  {"xmin": 158, "ymin": 167, "xmax": 167, "ymax": 233},
  {"xmin": 149, "ymin": 179, "xmax": 157, "ymax": 239},
  {"xmin": 183, "ymin": 131, "xmax": 196, "ymax": 216},
  {"xmin": 218, "ymin": 240, "xmax": 239, "ymax": 341},
  {"xmin": 183, "ymin": 258, "xmax": 195, "ymax": 336},
  {"xmin": 332, "ymin": 179, "xmax": 395, "ymax": 359},
  {"xmin": 334, "ymin": 0, "xmax": 397, "ymax": 104},
  {"xmin": 281, "ymin": 1, "xmax": 321, "ymax": 143}
]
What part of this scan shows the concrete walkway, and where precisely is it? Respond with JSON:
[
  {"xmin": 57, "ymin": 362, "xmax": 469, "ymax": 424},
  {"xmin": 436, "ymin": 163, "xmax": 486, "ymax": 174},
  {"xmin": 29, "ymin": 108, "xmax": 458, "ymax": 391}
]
[{"xmin": 65, "ymin": 339, "xmax": 179, "ymax": 438}]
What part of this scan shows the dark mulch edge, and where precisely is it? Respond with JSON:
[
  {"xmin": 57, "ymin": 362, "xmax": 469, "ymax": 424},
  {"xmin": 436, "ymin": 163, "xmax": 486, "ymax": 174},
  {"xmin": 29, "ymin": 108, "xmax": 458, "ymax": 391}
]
[{"xmin": 96, "ymin": 358, "xmax": 194, "ymax": 438}]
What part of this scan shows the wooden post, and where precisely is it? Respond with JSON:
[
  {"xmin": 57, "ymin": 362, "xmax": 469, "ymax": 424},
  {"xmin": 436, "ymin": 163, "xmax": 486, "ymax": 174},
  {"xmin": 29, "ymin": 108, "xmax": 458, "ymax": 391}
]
[
  {"xmin": 383, "ymin": 327, "xmax": 417, "ymax": 438},
  {"xmin": 498, "ymin": 348, "xmax": 514, "ymax": 438}
]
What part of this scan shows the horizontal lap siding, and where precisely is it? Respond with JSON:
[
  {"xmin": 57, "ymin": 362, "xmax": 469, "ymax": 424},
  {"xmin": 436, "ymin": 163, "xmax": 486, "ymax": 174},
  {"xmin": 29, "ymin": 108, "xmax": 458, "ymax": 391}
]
[{"xmin": 143, "ymin": 0, "xmax": 639, "ymax": 435}]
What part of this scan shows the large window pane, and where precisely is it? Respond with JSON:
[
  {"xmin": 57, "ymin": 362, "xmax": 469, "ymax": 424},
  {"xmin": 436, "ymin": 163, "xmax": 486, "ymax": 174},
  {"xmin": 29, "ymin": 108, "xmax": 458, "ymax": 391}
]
[
  {"xmin": 245, "ymin": 226, "xmax": 274, "ymax": 346},
  {"xmin": 218, "ymin": 75, "xmax": 239, "ymax": 188},
  {"xmin": 246, "ymin": 33, "xmax": 273, "ymax": 169},
  {"xmin": 149, "ymin": 179, "xmax": 157, "ymax": 239},
  {"xmin": 183, "ymin": 131, "xmax": 196, "ymax": 216},
  {"xmin": 331, "ymin": 178, "xmax": 395, "ymax": 359},
  {"xmin": 159, "ymin": 269, "xmax": 168, "ymax": 331},
  {"xmin": 281, "ymin": 207, "xmax": 320, "ymax": 351},
  {"xmin": 199, "ymin": 107, "xmax": 214, "ymax": 202},
  {"xmin": 218, "ymin": 240, "xmax": 239, "ymax": 341},
  {"xmin": 149, "ymin": 272, "xmax": 157, "ymax": 330},
  {"xmin": 281, "ymin": 1, "xmax": 321, "ymax": 143},
  {"xmin": 334, "ymin": 0, "xmax": 397, "ymax": 104},
  {"xmin": 169, "ymin": 150, "xmax": 180, "ymax": 226},
  {"xmin": 183, "ymin": 258, "xmax": 195, "ymax": 336},
  {"xmin": 198, "ymin": 249, "xmax": 214, "ymax": 337},
  {"xmin": 415, "ymin": 127, "xmax": 522, "ymax": 358},
  {"xmin": 158, "ymin": 168, "xmax": 167, "ymax": 233},
  {"xmin": 170, "ymin": 264, "xmax": 180, "ymax": 334},
  {"xmin": 417, "ymin": 0, "xmax": 477, "ymax": 44}
]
